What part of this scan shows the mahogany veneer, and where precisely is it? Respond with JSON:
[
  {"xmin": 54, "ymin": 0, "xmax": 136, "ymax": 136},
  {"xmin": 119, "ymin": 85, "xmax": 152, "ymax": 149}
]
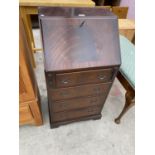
[{"xmin": 39, "ymin": 7, "xmax": 121, "ymax": 128}]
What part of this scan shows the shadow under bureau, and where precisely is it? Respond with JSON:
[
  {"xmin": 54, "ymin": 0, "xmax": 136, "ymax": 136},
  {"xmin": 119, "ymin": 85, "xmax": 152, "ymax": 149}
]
[{"xmin": 39, "ymin": 7, "xmax": 121, "ymax": 128}]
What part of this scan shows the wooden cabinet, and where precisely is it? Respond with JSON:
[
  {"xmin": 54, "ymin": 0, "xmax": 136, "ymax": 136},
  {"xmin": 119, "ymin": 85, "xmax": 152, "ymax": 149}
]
[
  {"xmin": 19, "ymin": 105, "xmax": 34, "ymax": 124},
  {"xmin": 39, "ymin": 7, "xmax": 121, "ymax": 128},
  {"xmin": 19, "ymin": 16, "xmax": 43, "ymax": 126}
]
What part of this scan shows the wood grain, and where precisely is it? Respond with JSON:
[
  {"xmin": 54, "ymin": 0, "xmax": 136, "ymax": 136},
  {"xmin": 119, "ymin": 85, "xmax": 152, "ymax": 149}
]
[
  {"xmin": 41, "ymin": 7, "xmax": 121, "ymax": 128},
  {"xmin": 19, "ymin": 105, "xmax": 34, "ymax": 125},
  {"xmin": 19, "ymin": 24, "xmax": 36, "ymax": 103},
  {"xmin": 118, "ymin": 19, "xmax": 135, "ymax": 41},
  {"xmin": 19, "ymin": 16, "xmax": 43, "ymax": 126},
  {"xmin": 51, "ymin": 95, "xmax": 107, "ymax": 112},
  {"xmin": 118, "ymin": 19, "xmax": 135, "ymax": 29},
  {"xmin": 39, "ymin": 7, "xmax": 121, "ymax": 71},
  {"xmin": 19, "ymin": 0, "xmax": 95, "ymax": 7},
  {"xmin": 55, "ymin": 68, "xmax": 114, "ymax": 88},
  {"xmin": 112, "ymin": 6, "xmax": 128, "ymax": 19},
  {"xmin": 20, "ymin": 7, "xmax": 36, "ymax": 67},
  {"xmin": 51, "ymin": 105, "xmax": 101, "ymax": 122},
  {"xmin": 49, "ymin": 82, "xmax": 112, "ymax": 101}
]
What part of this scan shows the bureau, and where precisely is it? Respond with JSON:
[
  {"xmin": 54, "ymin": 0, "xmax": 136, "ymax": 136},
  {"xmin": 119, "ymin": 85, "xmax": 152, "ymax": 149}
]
[{"xmin": 39, "ymin": 7, "xmax": 121, "ymax": 128}]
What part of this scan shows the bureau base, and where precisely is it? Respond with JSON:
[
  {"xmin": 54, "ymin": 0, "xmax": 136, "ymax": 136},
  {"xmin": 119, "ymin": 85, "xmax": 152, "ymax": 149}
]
[{"xmin": 50, "ymin": 114, "xmax": 102, "ymax": 129}]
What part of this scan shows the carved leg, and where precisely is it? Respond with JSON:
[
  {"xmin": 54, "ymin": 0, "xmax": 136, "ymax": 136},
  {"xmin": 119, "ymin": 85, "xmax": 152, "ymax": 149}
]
[{"xmin": 115, "ymin": 90, "xmax": 135, "ymax": 124}]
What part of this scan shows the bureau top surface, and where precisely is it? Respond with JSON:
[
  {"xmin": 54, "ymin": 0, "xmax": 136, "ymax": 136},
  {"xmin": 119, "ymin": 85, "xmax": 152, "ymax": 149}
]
[{"xmin": 39, "ymin": 7, "xmax": 121, "ymax": 72}]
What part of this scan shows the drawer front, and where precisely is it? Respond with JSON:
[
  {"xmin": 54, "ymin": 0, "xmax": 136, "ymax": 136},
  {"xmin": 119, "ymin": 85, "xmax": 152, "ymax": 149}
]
[
  {"xmin": 55, "ymin": 68, "xmax": 114, "ymax": 88},
  {"xmin": 19, "ymin": 105, "xmax": 33, "ymax": 125},
  {"xmin": 49, "ymin": 82, "xmax": 112, "ymax": 101},
  {"xmin": 51, "ymin": 95, "xmax": 106, "ymax": 112},
  {"xmin": 51, "ymin": 106, "xmax": 101, "ymax": 122},
  {"xmin": 46, "ymin": 72, "xmax": 55, "ymax": 87}
]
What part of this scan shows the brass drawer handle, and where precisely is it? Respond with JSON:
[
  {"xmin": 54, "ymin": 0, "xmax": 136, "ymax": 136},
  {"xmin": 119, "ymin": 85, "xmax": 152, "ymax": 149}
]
[
  {"xmin": 98, "ymin": 75, "xmax": 106, "ymax": 80},
  {"xmin": 62, "ymin": 80, "xmax": 69, "ymax": 84}
]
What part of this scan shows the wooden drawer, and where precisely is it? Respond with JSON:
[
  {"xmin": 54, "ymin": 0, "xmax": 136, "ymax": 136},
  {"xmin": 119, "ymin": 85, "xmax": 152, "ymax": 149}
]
[
  {"xmin": 51, "ymin": 106, "xmax": 101, "ymax": 122},
  {"xmin": 49, "ymin": 82, "xmax": 112, "ymax": 101},
  {"xmin": 47, "ymin": 68, "xmax": 115, "ymax": 88},
  {"xmin": 51, "ymin": 95, "xmax": 106, "ymax": 112},
  {"xmin": 19, "ymin": 105, "xmax": 34, "ymax": 125}
]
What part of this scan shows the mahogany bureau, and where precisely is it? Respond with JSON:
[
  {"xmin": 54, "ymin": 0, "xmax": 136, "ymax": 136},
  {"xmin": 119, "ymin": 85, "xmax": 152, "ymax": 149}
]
[{"xmin": 39, "ymin": 7, "xmax": 121, "ymax": 128}]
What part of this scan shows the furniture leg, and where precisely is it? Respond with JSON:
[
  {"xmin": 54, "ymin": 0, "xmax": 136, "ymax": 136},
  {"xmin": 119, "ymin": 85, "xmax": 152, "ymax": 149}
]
[{"xmin": 115, "ymin": 90, "xmax": 135, "ymax": 124}]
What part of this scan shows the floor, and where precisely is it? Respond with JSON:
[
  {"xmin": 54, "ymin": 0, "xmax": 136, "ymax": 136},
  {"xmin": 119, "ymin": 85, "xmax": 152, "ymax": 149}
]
[{"xmin": 19, "ymin": 29, "xmax": 135, "ymax": 155}]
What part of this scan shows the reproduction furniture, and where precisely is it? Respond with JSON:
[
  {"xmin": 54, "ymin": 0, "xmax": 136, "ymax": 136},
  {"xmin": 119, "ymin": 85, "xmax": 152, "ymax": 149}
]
[
  {"xmin": 115, "ymin": 35, "xmax": 135, "ymax": 124},
  {"xmin": 39, "ymin": 7, "xmax": 121, "ymax": 128},
  {"xmin": 19, "ymin": 16, "xmax": 43, "ymax": 126},
  {"xmin": 19, "ymin": 0, "xmax": 95, "ymax": 67}
]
